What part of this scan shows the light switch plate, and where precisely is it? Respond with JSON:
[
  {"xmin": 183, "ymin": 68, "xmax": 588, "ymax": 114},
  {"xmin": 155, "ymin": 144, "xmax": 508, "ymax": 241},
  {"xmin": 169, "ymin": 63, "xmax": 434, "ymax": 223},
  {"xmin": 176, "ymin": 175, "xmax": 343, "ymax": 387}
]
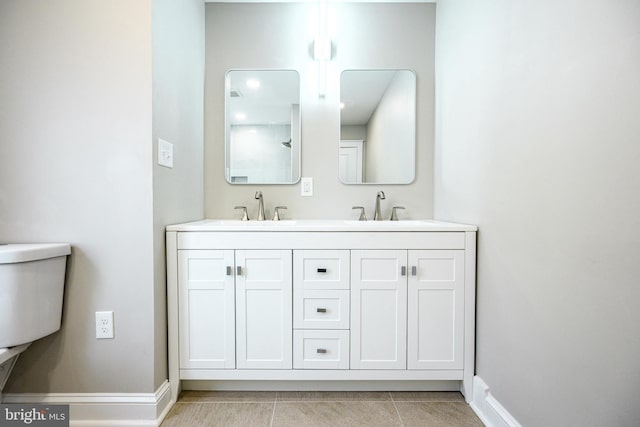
[
  {"xmin": 301, "ymin": 177, "xmax": 313, "ymax": 196},
  {"xmin": 158, "ymin": 138, "xmax": 174, "ymax": 168}
]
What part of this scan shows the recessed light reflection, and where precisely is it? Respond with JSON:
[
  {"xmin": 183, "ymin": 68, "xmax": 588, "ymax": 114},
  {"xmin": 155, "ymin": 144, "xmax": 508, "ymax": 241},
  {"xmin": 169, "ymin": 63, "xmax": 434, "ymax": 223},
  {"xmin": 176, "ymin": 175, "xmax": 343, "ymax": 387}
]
[
  {"xmin": 340, "ymin": 102, "xmax": 345, "ymax": 109},
  {"xmin": 235, "ymin": 112, "xmax": 246, "ymax": 120},
  {"xmin": 246, "ymin": 79, "xmax": 260, "ymax": 89}
]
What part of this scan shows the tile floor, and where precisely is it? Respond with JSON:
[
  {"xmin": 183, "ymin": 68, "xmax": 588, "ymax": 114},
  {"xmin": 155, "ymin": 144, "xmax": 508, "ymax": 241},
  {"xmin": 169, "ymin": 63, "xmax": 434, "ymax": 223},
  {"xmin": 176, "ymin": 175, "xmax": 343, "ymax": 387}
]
[{"xmin": 161, "ymin": 391, "xmax": 484, "ymax": 426}]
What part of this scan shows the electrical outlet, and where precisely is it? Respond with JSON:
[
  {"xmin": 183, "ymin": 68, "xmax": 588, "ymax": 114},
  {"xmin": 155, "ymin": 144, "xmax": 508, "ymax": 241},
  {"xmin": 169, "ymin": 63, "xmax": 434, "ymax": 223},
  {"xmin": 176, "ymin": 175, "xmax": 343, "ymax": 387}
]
[{"xmin": 96, "ymin": 311, "xmax": 114, "ymax": 339}]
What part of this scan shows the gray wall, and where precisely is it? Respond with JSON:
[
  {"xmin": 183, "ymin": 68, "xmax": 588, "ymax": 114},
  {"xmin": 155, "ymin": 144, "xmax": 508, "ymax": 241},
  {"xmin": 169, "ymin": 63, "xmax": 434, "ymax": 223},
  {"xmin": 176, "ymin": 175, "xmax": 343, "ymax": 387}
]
[
  {"xmin": 0, "ymin": 0, "xmax": 204, "ymax": 394},
  {"xmin": 366, "ymin": 71, "xmax": 415, "ymax": 183},
  {"xmin": 204, "ymin": 3, "xmax": 435, "ymax": 220},
  {"xmin": 153, "ymin": 0, "xmax": 205, "ymax": 390},
  {"xmin": 435, "ymin": 0, "xmax": 640, "ymax": 425}
]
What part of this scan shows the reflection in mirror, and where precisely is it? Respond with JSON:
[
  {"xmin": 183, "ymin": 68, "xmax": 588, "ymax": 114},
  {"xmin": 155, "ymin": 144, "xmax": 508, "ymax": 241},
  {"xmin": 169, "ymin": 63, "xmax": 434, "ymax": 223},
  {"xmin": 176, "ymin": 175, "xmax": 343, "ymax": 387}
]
[
  {"xmin": 339, "ymin": 69, "xmax": 416, "ymax": 184},
  {"xmin": 225, "ymin": 70, "xmax": 300, "ymax": 184}
]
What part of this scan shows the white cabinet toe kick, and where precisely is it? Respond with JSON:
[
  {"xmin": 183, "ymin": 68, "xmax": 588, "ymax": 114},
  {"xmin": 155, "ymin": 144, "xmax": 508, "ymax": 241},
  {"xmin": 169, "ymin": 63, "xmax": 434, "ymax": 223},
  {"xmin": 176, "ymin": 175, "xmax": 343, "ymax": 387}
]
[{"xmin": 166, "ymin": 221, "xmax": 476, "ymax": 402}]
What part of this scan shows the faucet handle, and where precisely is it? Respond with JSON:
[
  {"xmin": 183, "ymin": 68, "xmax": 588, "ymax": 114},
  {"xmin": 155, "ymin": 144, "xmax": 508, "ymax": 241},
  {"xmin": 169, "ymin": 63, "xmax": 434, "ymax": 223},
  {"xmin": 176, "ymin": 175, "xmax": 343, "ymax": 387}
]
[
  {"xmin": 272, "ymin": 206, "xmax": 287, "ymax": 221},
  {"xmin": 255, "ymin": 191, "xmax": 262, "ymax": 199},
  {"xmin": 352, "ymin": 206, "xmax": 368, "ymax": 221},
  {"xmin": 234, "ymin": 206, "xmax": 250, "ymax": 221},
  {"xmin": 389, "ymin": 206, "xmax": 405, "ymax": 221}
]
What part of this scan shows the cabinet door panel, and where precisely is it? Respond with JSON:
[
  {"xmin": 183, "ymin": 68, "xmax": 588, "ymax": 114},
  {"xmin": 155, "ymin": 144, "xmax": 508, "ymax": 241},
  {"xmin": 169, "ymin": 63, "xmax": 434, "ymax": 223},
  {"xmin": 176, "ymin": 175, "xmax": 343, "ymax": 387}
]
[
  {"xmin": 408, "ymin": 250, "xmax": 464, "ymax": 370},
  {"xmin": 236, "ymin": 250, "xmax": 292, "ymax": 369},
  {"xmin": 351, "ymin": 250, "xmax": 407, "ymax": 369},
  {"xmin": 178, "ymin": 250, "xmax": 235, "ymax": 369}
]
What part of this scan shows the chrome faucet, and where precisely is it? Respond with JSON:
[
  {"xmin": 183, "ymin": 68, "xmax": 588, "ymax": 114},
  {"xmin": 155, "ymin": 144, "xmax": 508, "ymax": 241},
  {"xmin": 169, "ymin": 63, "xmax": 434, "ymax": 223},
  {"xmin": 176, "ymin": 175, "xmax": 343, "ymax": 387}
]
[
  {"xmin": 373, "ymin": 191, "xmax": 386, "ymax": 221},
  {"xmin": 255, "ymin": 191, "xmax": 265, "ymax": 220}
]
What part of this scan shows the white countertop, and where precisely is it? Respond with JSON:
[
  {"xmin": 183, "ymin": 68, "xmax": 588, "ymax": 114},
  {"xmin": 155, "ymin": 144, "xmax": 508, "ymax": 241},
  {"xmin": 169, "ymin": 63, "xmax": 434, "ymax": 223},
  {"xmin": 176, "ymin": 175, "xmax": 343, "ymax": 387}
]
[{"xmin": 166, "ymin": 219, "xmax": 477, "ymax": 232}]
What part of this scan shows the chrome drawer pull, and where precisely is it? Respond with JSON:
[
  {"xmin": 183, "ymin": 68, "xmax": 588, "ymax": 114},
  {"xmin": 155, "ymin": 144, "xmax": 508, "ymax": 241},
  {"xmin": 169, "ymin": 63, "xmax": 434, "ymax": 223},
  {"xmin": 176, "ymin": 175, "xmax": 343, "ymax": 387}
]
[
  {"xmin": 316, "ymin": 348, "xmax": 327, "ymax": 354},
  {"xmin": 411, "ymin": 266, "xmax": 417, "ymax": 276},
  {"xmin": 237, "ymin": 266, "xmax": 242, "ymax": 276},
  {"xmin": 401, "ymin": 266, "xmax": 407, "ymax": 276},
  {"xmin": 226, "ymin": 266, "xmax": 232, "ymax": 276},
  {"xmin": 316, "ymin": 308, "xmax": 327, "ymax": 313},
  {"xmin": 317, "ymin": 268, "xmax": 327, "ymax": 273}
]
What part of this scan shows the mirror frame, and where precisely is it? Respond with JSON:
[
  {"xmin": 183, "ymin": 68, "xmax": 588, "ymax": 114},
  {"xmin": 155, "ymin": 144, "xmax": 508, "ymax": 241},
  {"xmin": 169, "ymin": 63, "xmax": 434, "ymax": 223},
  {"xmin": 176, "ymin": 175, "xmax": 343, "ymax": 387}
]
[
  {"xmin": 339, "ymin": 69, "xmax": 416, "ymax": 185},
  {"xmin": 225, "ymin": 69, "xmax": 301, "ymax": 185}
]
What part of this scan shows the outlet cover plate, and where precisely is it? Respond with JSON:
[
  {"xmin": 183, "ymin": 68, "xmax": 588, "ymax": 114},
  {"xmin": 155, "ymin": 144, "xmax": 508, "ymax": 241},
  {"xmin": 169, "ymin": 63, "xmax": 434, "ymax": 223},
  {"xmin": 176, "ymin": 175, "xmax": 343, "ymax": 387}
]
[{"xmin": 96, "ymin": 311, "xmax": 114, "ymax": 339}]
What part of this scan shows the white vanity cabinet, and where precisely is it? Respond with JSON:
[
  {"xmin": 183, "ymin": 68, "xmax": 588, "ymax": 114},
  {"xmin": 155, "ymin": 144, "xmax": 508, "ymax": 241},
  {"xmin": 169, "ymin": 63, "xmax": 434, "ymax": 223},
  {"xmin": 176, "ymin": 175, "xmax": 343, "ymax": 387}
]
[
  {"xmin": 235, "ymin": 250, "xmax": 292, "ymax": 369},
  {"xmin": 407, "ymin": 250, "xmax": 464, "ymax": 370},
  {"xmin": 166, "ymin": 220, "xmax": 476, "ymax": 403},
  {"xmin": 351, "ymin": 250, "xmax": 407, "ymax": 369},
  {"xmin": 350, "ymin": 250, "xmax": 464, "ymax": 371},
  {"xmin": 293, "ymin": 250, "xmax": 350, "ymax": 369},
  {"xmin": 177, "ymin": 249, "xmax": 292, "ymax": 371},
  {"xmin": 178, "ymin": 250, "xmax": 235, "ymax": 369}
]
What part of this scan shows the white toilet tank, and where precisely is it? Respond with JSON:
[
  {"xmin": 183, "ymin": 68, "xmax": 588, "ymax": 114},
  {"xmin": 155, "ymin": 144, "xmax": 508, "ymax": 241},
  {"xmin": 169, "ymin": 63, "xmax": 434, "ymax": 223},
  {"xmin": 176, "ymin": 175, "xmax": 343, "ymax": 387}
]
[{"xmin": 0, "ymin": 243, "xmax": 71, "ymax": 348}]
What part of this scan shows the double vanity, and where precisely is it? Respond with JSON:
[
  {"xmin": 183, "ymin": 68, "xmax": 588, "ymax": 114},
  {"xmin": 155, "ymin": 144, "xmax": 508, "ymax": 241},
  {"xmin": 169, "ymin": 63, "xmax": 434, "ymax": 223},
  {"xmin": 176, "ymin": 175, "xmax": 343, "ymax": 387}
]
[{"xmin": 166, "ymin": 219, "xmax": 477, "ymax": 402}]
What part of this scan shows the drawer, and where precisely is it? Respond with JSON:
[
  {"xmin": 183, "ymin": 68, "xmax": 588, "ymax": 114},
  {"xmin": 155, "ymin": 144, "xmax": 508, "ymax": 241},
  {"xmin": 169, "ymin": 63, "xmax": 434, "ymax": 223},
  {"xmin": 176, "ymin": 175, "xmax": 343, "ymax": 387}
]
[
  {"xmin": 294, "ymin": 250, "xmax": 350, "ymax": 290},
  {"xmin": 294, "ymin": 290, "xmax": 349, "ymax": 329},
  {"xmin": 294, "ymin": 330, "xmax": 349, "ymax": 369}
]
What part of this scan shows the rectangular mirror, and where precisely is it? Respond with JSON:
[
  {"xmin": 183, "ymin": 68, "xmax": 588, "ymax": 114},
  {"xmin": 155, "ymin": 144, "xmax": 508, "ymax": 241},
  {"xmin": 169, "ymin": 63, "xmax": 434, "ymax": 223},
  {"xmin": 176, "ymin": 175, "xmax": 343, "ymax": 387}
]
[
  {"xmin": 225, "ymin": 69, "xmax": 301, "ymax": 184},
  {"xmin": 339, "ymin": 69, "xmax": 416, "ymax": 184}
]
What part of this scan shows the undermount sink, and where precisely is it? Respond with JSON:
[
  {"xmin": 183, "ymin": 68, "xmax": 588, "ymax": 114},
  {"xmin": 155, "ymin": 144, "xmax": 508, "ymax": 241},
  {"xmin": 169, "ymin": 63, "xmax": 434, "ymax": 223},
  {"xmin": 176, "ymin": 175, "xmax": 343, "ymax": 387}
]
[
  {"xmin": 200, "ymin": 219, "xmax": 297, "ymax": 225},
  {"xmin": 343, "ymin": 220, "xmax": 435, "ymax": 226}
]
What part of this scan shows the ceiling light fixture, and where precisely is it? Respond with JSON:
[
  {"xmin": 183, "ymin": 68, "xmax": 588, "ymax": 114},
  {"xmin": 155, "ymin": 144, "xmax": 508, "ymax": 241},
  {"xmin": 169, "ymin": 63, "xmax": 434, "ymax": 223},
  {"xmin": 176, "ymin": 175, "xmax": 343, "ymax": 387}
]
[{"xmin": 313, "ymin": 0, "xmax": 333, "ymax": 98}]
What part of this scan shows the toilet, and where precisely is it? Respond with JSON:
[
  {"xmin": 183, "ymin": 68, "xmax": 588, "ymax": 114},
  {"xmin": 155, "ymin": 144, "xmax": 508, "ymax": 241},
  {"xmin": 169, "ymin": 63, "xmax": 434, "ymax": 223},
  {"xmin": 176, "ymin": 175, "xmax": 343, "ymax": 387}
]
[{"xmin": 0, "ymin": 243, "xmax": 70, "ymax": 397}]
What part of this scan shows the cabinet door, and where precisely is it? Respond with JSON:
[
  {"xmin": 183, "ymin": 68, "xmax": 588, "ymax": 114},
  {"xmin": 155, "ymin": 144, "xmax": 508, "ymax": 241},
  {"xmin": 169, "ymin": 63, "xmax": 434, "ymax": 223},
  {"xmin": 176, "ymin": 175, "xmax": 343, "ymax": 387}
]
[
  {"xmin": 178, "ymin": 250, "xmax": 235, "ymax": 369},
  {"xmin": 407, "ymin": 250, "xmax": 464, "ymax": 370},
  {"xmin": 236, "ymin": 250, "xmax": 292, "ymax": 369},
  {"xmin": 350, "ymin": 250, "xmax": 407, "ymax": 369}
]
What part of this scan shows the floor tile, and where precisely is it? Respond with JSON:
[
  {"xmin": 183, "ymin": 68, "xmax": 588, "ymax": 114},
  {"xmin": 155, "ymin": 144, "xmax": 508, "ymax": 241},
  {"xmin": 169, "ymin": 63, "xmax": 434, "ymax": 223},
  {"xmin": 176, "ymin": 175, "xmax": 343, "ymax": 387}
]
[
  {"xmin": 179, "ymin": 390, "xmax": 277, "ymax": 402},
  {"xmin": 161, "ymin": 402, "xmax": 274, "ymax": 427},
  {"xmin": 272, "ymin": 401, "xmax": 402, "ymax": 427},
  {"xmin": 395, "ymin": 402, "xmax": 484, "ymax": 427},
  {"xmin": 277, "ymin": 391, "xmax": 391, "ymax": 401},
  {"xmin": 390, "ymin": 391, "xmax": 465, "ymax": 402}
]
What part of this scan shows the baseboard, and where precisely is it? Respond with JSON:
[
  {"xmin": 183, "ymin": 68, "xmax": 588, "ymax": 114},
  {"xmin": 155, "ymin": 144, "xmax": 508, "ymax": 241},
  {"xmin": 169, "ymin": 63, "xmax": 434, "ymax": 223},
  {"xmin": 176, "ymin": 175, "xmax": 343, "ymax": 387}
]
[
  {"xmin": 182, "ymin": 379, "xmax": 460, "ymax": 391},
  {"xmin": 2, "ymin": 380, "xmax": 174, "ymax": 427},
  {"xmin": 470, "ymin": 376, "xmax": 522, "ymax": 427}
]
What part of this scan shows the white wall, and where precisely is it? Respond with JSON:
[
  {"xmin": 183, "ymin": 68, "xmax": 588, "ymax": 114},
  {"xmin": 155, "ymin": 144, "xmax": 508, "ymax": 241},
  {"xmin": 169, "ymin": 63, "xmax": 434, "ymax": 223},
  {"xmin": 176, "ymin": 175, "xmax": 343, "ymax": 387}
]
[
  {"xmin": 341, "ymin": 125, "xmax": 366, "ymax": 141},
  {"xmin": 152, "ymin": 0, "xmax": 205, "ymax": 389},
  {"xmin": 229, "ymin": 125, "xmax": 292, "ymax": 183},
  {"xmin": 366, "ymin": 71, "xmax": 415, "ymax": 183},
  {"xmin": 0, "ymin": 0, "xmax": 155, "ymax": 393},
  {"xmin": 435, "ymin": 1, "xmax": 640, "ymax": 425},
  {"xmin": 205, "ymin": 3, "xmax": 435, "ymax": 220},
  {"xmin": 0, "ymin": 0, "xmax": 204, "ymax": 395}
]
